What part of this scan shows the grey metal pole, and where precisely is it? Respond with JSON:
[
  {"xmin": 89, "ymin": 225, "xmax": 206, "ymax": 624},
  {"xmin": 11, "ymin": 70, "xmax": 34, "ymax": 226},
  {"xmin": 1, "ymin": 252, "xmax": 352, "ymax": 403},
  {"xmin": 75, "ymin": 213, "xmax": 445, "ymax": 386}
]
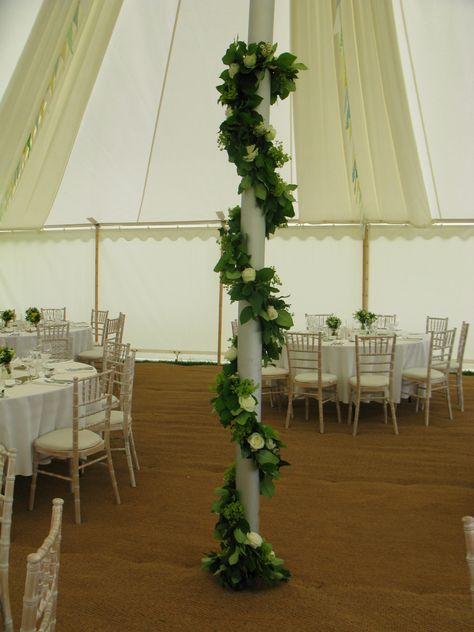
[{"xmin": 236, "ymin": 0, "xmax": 275, "ymax": 533}]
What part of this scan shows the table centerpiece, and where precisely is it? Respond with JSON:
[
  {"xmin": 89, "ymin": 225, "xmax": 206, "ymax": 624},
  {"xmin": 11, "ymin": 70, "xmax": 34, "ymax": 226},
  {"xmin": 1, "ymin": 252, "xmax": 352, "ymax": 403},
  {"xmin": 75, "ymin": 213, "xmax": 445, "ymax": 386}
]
[
  {"xmin": 0, "ymin": 346, "xmax": 15, "ymax": 375},
  {"xmin": 326, "ymin": 314, "xmax": 342, "ymax": 336},
  {"xmin": 1, "ymin": 310, "xmax": 15, "ymax": 327},
  {"xmin": 354, "ymin": 308, "xmax": 377, "ymax": 333},
  {"xmin": 25, "ymin": 306, "xmax": 41, "ymax": 326}
]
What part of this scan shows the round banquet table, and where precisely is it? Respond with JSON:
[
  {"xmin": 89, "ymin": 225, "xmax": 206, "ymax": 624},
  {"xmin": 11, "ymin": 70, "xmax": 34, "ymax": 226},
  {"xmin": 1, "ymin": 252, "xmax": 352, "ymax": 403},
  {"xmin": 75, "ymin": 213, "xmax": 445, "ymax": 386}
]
[
  {"xmin": 0, "ymin": 360, "xmax": 97, "ymax": 476},
  {"xmin": 0, "ymin": 322, "xmax": 92, "ymax": 358},
  {"xmin": 279, "ymin": 333, "xmax": 431, "ymax": 405},
  {"xmin": 320, "ymin": 334, "xmax": 431, "ymax": 403}
]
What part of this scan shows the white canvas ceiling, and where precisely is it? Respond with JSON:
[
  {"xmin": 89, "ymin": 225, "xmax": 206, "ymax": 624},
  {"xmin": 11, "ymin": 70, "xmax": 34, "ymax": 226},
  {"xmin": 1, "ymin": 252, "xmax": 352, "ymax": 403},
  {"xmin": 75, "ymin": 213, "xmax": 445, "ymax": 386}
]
[{"xmin": 0, "ymin": 0, "xmax": 473, "ymax": 228}]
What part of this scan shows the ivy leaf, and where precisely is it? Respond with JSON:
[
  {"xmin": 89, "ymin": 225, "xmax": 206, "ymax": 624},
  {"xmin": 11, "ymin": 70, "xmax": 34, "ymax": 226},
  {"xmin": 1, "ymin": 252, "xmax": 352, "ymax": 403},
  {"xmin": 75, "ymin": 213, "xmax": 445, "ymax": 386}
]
[
  {"xmin": 238, "ymin": 175, "xmax": 252, "ymax": 193},
  {"xmin": 260, "ymin": 476, "xmax": 276, "ymax": 498},
  {"xmin": 234, "ymin": 528, "xmax": 246, "ymax": 544},
  {"xmin": 254, "ymin": 182, "xmax": 267, "ymax": 200},
  {"xmin": 256, "ymin": 449, "xmax": 279, "ymax": 465},
  {"xmin": 239, "ymin": 305, "xmax": 254, "ymax": 324},
  {"xmin": 256, "ymin": 267, "xmax": 274, "ymax": 282},
  {"xmin": 228, "ymin": 549, "xmax": 240, "ymax": 566},
  {"xmin": 276, "ymin": 310, "xmax": 293, "ymax": 328},
  {"xmin": 248, "ymin": 293, "xmax": 263, "ymax": 315}
]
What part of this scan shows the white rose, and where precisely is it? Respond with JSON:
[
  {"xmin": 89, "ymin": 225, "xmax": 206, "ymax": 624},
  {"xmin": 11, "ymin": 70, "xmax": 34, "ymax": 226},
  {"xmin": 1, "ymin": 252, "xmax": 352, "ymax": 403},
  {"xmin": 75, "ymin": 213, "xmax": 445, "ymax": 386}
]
[
  {"xmin": 266, "ymin": 438, "xmax": 276, "ymax": 450},
  {"xmin": 265, "ymin": 125, "xmax": 276, "ymax": 141},
  {"xmin": 247, "ymin": 531, "xmax": 263, "ymax": 548},
  {"xmin": 267, "ymin": 305, "xmax": 278, "ymax": 321},
  {"xmin": 228, "ymin": 63, "xmax": 239, "ymax": 78},
  {"xmin": 224, "ymin": 345, "xmax": 237, "ymax": 361},
  {"xmin": 243, "ymin": 53, "xmax": 257, "ymax": 68},
  {"xmin": 248, "ymin": 432, "xmax": 265, "ymax": 450},
  {"xmin": 225, "ymin": 106, "xmax": 233, "ymax": 118},
  {"xmin": 243, "ymin": 144, "xmax": 258, "ymax": 162},
  {"xmin": 239, "ymin": 395, "xmax": 256, "ymax": 413},
  {"xmin": 241, "ymin": 267, "xmax": 256, "ymax": 283},
  {"xmin": 254, "ymin": 122, "xmax": 266, "ymax": 137}
]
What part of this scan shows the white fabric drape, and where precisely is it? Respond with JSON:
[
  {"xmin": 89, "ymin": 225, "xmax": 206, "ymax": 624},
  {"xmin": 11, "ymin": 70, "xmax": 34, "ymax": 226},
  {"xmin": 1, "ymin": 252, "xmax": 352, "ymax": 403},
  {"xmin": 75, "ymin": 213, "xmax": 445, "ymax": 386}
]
[
  {"xmin": 0, "ymin": 0, "xmax": 122, "ymax": 229},
  {"xmin": 291, "ymin": 0, "xmax": 431, "ymax": 225}
]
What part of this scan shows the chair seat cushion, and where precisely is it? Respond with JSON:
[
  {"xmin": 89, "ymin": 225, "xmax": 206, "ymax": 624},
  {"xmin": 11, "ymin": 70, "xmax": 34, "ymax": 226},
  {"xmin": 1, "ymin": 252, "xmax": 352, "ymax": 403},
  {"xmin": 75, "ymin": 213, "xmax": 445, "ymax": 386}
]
[
  {"xmin": 87, "ymin": 410, "xmax": 125, "ymax": 430},
  {"xmin": 262, "ymin": 366, "xmax": 289, "ymax": 378},
  {"xmin": 77, "ymin": 347, "xmax": 103, "ymax": 361},
  {"xmin": 349, "ymin": 374, "xmax": 389, "ymax": 388},
  {"xmin": 35, "ymin": 428, "xmax": 103, "ymax": 452},
  {"xmin": 294, "ymin": 371, "xmax": 337, "ymax": 386},
  {"xmin": 402, "ymin": 367, "xmax": 445, "ymax": 381}
]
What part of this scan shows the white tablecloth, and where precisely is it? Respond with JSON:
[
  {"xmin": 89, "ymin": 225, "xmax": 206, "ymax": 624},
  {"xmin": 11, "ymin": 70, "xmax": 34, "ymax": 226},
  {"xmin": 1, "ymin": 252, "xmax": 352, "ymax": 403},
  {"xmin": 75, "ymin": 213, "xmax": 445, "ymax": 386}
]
[
  {"xmin": 0, "ymin": 361, "xmax": 96, "ymax": 476},
  {"xmin": 280, "ymin": 333, "xmax": 431, "ymax": 404},
  {"xmin": 0, "ymin": 322, "xmax": 92, "ymax": 358}
]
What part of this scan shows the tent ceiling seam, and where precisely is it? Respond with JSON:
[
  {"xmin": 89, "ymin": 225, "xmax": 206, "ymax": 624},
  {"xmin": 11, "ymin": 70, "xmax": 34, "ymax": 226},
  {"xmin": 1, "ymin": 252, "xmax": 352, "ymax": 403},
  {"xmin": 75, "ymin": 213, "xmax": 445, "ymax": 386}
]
[
  {"xmin": 399, "ymin": 0, "xmax": 442, "ymax": 220},
  {"xmin": 136, "ymin": 0, "xmax": 182, "ymax": 223}
]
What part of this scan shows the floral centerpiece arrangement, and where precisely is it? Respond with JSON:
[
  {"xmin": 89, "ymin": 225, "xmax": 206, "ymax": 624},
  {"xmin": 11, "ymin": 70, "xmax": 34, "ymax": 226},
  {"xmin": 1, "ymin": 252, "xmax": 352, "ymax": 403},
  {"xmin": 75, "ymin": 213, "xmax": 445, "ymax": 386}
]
[
  {"xmin": 1, "ymin": 310, "xmax": 15, "ymax": 326},
  {"xmin": 25, "ymin": 307, "xmax": 41, "ymax": 325},
  {"xmin": 326, "ymin": 314, "xmax": 342, "ymax": 335},
  {"xmin": 0, "ymin": 347, "xmax": 15, "ymax": 374},
  {"xmin": 354, "ymin": 308, "xmax": 377, "ymax": 332}
]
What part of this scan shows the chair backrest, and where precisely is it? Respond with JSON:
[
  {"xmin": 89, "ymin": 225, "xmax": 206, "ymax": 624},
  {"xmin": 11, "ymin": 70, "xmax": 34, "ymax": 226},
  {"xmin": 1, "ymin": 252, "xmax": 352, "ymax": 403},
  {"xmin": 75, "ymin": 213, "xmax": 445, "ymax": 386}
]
[
  {"xmin": 103, "ymin": 341, "xmax": 131, "ymax": 369},
  {"xmin": 426, "ymin": 316, "xmax": 448, "ymax": 333},
  {"xmin": 37, "ymin": 322, "xmax": 71, "ymax": 359},
  {"xmin": 103, "ymin": 313, "xmax": 125, "ymax": 345},
  {"xmin": 375, "ymin": 314, "xmax": 397, "ymax": 329},
  {"xmin": 354, "ymin": 335, "xmax": 397, "ymax": 384},
  {"xmin": 305, "ymin": 314, "xmax": 329, "ymax": 332},
  {"xmin": 113, "ymin": 353, "xmax": 136, "ymax": 421},
  {"xmin": 73, "ymin": 370, "xmax": 114, "ymax": 441},
  {"xmin": 429, "ymin": 328, "xmax": 456, "ymax": 374},
  {"xmin": 457, "ymin": 321, "xmax": 470, "ymax": 365},
  {"xmin": 41, "ymin": 308, "xmax": 66, "ymax": 322},
  {"xmin": 285, "ymin": 331, "xmax": 322, "ymax": 381},
  {"xmin": 231, "ymin": 319, "xmax": 238, "ymax": 337},
  {"xmin": 90, "ymin": 309, "xmax": 109, "ymax": 344},
  {"xmin": 20, "ymin": 498, "xmax": 64, "ymax": 632}
]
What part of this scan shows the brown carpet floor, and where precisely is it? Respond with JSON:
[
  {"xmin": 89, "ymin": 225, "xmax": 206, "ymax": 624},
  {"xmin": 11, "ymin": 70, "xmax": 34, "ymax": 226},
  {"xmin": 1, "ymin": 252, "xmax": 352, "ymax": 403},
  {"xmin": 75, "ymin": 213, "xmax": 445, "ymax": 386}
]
[{"xmin": 6, "ymin": 363, "xmax": 474, "ymax": 631}]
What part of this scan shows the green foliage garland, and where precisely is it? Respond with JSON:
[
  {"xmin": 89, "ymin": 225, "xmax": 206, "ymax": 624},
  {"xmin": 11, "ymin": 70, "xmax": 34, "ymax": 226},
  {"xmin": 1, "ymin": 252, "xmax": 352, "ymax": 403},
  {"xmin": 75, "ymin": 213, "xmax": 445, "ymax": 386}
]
[{"xmin": 203, "ymin": 40, "xmax": 305, "ymax": 590}]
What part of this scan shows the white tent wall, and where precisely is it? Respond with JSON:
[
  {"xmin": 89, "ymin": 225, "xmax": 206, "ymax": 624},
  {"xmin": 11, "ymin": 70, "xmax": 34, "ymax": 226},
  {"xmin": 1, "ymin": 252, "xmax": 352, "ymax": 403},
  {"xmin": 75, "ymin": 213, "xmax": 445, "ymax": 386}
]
[
  {"xmin": 370, "ymin": 226, "xmax": 474, "ymax": 360},
  {"xmin": 0, "ymin": 230, "xmax": 94, "ymax": 320}
]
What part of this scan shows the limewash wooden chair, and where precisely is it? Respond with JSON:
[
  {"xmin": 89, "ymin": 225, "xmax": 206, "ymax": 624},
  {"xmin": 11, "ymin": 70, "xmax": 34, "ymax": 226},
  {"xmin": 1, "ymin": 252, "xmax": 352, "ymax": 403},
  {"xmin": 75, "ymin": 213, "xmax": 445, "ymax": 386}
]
[
  {"xmin": 425, "ymin": 316, "xmax": 448, "ymax": 333},
  {"xmin": 77, "ymin": 313, "xmax": 125, "ymax": 367},
  {"xmin": 20, "ymin": 498, "xmax": 64, "ymax": 632},
  {"xmin": 305, "ymin": 314, "xmax": 330, "ymax": 332},
  {"xmin": 462, "ymin": 516, "xmax": 474, "ymax": 611},
  {"xmin": 401, "ymin": 329, "xmax": 456, "ymax": 427},
  {"xmin": 0, "ymin": 446, "xmax": 16, "ymax": 632},
  {"xmin": 375, "ymin": 314, "xmax": 397, "ymax": 330},
  {"xmin": 449, "ymin": 321, "xmax": 469, "ymax": 412},
  {"xmin": 347, "ymin": 335, "xmax": 398, "ymax": 436},
  {"xmin": 285, "ymin": 332, "xmax": 341, "ymax": 433},
  {"xmin": 29, "ymin": 370, "xmax": 121, "ymax": 524},
  {"xmin": 37, "ymin": 322, "xmax": 72, "ymax": 360}
]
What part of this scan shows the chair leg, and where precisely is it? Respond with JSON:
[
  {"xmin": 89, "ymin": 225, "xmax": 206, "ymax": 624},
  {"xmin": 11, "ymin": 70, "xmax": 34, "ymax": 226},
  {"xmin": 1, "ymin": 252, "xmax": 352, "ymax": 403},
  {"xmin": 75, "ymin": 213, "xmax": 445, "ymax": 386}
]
[
  {"xmin": 457, "ymin": 371, "xmax": 464, "ymax": 412},
  {"xmin": 129, "ymin": 429, "xmax": 140, "ymax": 471},
  {"xmin": 29, "ymin": 451, "xmax": 40, "ymax": 511},
  {"xmin": 106, "ymin": 447, "xmax": 121, "ymax": 505},
  {"xmin": 285, "ymin": 395, "xmax": 293, "ymax": 429},
  {"xmin": 390, "ymin": 400, "xmax": 399, "ymax": 435},
  {"xmin": 335, "ymin": 391, "xmax": 341, "ymax": 424},
  {"xmin": 383, "ymin": 401, "xmax": 388, "ymax": 425},
  {"xmin": 347, "ymin": 390, "xmax": 353, "ymax": 425},
  {"xmin": 71, "ymin": 458, "xmax": 81, "ymax": 525},
  {"xmin": 124, "ymin": 436, "xmax": 136, "ymax": 488},
  {"xmin": 446, "ymin": 381, "xmax": 453, "ymax": 420},
  {"xmin": 318, "ymin": 398, "xmax": 324, "ymax": 434},
  {"xmin": 305, "ymin": 397, "xmax": 309, "ymax": 421},
  {"xmin": 0, "ymin": 568, "xmax": 13, "ymax": 632},
  {"xmin": 352, "ymin": 395, "xmax": 361, "ymax": 437},
  {"xmin": 424, "ymin": 386, "xmax": 431, "ymax": 427}
]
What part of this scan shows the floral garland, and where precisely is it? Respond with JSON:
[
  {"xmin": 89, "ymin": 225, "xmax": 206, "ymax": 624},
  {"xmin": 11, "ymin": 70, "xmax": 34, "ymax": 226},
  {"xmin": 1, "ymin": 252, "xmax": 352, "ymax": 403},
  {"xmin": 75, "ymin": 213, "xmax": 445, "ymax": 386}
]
[{"xmin": 203, "ymin": 40, "xmax": 305, "ymax": 590}]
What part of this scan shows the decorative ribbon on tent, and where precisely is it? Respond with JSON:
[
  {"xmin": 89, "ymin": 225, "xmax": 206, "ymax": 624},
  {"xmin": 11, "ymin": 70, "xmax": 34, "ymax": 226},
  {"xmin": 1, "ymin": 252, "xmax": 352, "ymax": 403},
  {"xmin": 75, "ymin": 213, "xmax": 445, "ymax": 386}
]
[
  {"xmin": 0, "ymin": 4, "xmax": 81, "ymax": 220},
  {"xmin": 0, "ymin": 0, "xmax": 123, "ymax": 229},
  {"xmin": 291, "ymin": 0, "xmax": 432, "ymax": 226},
  {"xmin": 333, "ymin": 0, "xmax": 363, "ymax": 214}
]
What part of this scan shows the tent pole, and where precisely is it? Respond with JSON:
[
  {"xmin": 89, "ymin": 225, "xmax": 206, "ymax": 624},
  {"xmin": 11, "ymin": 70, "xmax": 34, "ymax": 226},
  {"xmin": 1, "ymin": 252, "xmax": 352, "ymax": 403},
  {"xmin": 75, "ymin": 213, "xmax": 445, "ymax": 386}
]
[
  {"xmin": 362, "ymin": 223, "xmax": 369, "ymax": 309},
  {"xmin": 236, "ymin": 0, "xmax": 275, "ymax": 533},
  {"xmin": 217, "ymin": 280, "xmax": 223, "ymax": 366}
]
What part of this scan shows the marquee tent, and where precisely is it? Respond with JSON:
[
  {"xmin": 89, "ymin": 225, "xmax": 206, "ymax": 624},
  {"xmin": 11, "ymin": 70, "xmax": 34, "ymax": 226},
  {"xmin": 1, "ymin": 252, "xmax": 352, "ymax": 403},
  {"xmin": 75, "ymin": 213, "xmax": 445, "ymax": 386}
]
[{"xmin": 0, "ymin": 0, "xmax": 473, "ymax": 359}]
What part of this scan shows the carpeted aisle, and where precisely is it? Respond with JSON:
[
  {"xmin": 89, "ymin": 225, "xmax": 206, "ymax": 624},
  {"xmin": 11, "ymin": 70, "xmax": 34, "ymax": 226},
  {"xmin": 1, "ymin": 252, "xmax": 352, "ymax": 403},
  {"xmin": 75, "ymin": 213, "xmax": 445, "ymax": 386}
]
[{"xmin": 6, "ymin": 363, "xmax": 474, "ymax": 631}]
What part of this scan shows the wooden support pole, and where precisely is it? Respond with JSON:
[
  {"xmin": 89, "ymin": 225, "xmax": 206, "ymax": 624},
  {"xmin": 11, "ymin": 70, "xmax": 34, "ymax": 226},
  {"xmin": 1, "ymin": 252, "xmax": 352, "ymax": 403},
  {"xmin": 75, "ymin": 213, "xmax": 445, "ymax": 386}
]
[
  {"xmin": 88, "ymin": 217, "xmax": 100, "ymax": 343},
  {"xmin": 362, "ymin": 223, "xmax": 369, "ymax": 310},
  {"xmin": 217, "ymin": 280, "xmax": 223, "ymax": 366}
]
